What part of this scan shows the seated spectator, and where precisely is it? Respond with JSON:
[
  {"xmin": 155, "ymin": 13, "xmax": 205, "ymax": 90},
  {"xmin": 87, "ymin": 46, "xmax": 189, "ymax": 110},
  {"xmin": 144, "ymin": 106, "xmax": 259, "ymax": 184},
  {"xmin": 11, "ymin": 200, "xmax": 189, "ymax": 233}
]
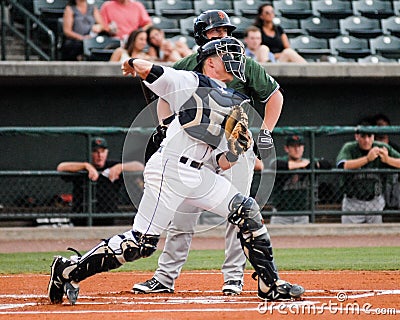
[
  {"xmin": 254, "ymin": 3, "xmax": 307, "ymax": 63},
  {"xmin": 100, "ymin": 0, "xmax": 152, "ymax": 41},
  {"xmin": 336, "ymin": 120, "xmax": 400, "ymax": 224},
  {"xmin": 57, "ymin": 137, "xmax": 144, "ymax": 226},
  {"xmin": 146, "ymin": 27, "xmax": 192, "ymax": 63},
  {"xmin": 270, "ymin": 134, "xmax": 331, "ymax": 224},
  {"xmin": 244, "ymin": 26, "xmax": 275, "ymax": 63},
  {"xmin": 62, "ymin": 0, "xmax": 106, "ymax": 61},
  {"xmin": 109, "ymin": 29, "xmax": 151, "ymax": 62}
]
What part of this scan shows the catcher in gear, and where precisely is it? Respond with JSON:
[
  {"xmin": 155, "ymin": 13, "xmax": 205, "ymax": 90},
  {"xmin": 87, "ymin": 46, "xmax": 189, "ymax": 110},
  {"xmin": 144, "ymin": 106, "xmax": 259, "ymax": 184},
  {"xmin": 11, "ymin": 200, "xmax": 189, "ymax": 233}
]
[{"xmin": 48, "ymin": 37, "xmax": 304, "ymax": 305}]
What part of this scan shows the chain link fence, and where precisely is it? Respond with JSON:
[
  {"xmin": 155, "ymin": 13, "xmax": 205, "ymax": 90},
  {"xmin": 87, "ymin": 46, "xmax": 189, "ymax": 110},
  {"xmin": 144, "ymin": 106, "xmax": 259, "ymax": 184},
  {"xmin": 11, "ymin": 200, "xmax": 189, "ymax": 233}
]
[{"xmin": 0, "ymin": 126, "xmax": 399, "ymax": 226}]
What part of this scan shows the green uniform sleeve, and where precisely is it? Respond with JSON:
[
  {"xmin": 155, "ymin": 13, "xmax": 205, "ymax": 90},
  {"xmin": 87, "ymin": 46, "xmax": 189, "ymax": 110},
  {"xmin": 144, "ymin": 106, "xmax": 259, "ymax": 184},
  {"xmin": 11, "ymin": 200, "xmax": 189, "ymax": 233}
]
[
  {"xmin": 172, "ymin": 53, "xmax": 198, "ymax": 71},
  {"xmin": 227, "ymin": 58, "xmax": 280, "ymax": 105},
  {"xmin": 336, "ymin": 142, "xmax": 355, "ymax": 167}
]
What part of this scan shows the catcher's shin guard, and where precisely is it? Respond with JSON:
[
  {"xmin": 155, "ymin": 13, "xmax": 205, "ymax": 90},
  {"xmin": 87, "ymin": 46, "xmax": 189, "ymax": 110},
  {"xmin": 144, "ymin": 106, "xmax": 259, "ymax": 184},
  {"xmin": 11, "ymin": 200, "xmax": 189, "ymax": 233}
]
[
  {"xmin": 228, "ymin": 193, "xmax": 279, "ymax": 287},
  {"xmin": 66, "ymin": 231, "xmax": 160, "ymax": 283}
]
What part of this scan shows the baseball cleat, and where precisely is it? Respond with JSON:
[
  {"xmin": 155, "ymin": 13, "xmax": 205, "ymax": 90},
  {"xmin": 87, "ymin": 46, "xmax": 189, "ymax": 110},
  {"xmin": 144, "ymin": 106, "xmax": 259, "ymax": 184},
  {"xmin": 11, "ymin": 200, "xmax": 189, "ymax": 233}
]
[
  {"xmin": 258, "ymin": 278, "xmax": 305, "ymax": 301},
  {"xmin": 132, "ymin": 277, "xmax": 174, "ymax": 294},
  {"xmin": 222, "ymin": 280, "xmax": 243, "ymax": 296},
  {"xmin": 48, "ymin": 256, "xmax": 67, "ymax": 304},
  {"xmin": 65, "ymin": 282, "xmax": 80, "ymax": 305}
]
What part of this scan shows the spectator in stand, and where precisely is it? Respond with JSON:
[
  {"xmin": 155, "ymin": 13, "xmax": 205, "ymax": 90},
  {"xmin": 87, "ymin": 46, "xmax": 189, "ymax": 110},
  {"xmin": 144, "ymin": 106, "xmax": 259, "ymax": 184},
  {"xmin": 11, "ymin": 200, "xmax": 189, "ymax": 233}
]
[
  {"xmin": 372, "ymin": 113, "xmax": 400, "ymax": 152},
  {"xmin": 244, "ymin": 26, "xmax": 275, "ymax": 63},
  {"xmin": 100, "ymin": 0, "xmax": 152, "ymax": 41},
  {"xmin": 57, "ymin": 137, "xmax": 144, "ymax": 226},
  {"xmin": 336, "ymin": 120, "xmax": 400, "ymax": 224},
  {"xmin": 109, "ymin": 29, "xmax": 151, "ymax": 62},
  {"xmin": 270, "ymin": 134, "xmax": 331, "ymax": 224},
  {"xmin": 254, "ymin": 3, "xmax": 307, "ymax": 63},
  {"xmin": 62, "ymin": 0, "xmax": 106, "ymax": 61},
  {"xmin": 146, "ymin": 27, "xmax": 192, "ymax": 63}
]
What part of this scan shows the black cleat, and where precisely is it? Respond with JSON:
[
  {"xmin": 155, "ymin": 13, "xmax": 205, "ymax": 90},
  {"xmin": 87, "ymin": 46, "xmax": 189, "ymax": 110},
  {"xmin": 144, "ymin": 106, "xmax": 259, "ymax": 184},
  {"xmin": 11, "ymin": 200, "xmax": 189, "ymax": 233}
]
[
  {"xmin": 132, "ymin": 277, "xmax": 174, "ymax": 294},
  {"xmin": 258, "ymin": 278, "xmax": 305, "ymax": 301},
  {"xmin": 222, "ymin": 280, "xmax": 243, "ymax": 296}
]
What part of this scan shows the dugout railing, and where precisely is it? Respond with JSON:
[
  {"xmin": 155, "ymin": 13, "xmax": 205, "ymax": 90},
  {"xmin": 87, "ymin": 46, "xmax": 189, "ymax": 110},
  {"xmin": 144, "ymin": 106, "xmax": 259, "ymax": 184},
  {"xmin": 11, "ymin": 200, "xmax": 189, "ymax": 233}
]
[{"xmin": 0, "ymin": 126, "xmax": 399, "ymax": 226}]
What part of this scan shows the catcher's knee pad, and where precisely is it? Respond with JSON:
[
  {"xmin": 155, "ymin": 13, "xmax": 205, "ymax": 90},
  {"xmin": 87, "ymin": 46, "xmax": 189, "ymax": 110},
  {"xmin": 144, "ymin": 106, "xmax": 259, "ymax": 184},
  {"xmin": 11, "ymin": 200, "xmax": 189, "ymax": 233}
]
[
  {"xmin": 228, "ymin": 193, "xmax": 263, "ymax": 233},
  {"xmin": 239, "ymin": 228, "xmax": 279, "ymax": 288}
]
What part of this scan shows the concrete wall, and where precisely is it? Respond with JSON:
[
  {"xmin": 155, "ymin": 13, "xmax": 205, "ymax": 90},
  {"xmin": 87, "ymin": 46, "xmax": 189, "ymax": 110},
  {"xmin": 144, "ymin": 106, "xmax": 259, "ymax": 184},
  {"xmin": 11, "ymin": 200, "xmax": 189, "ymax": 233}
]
[{"xmin": 0, "ymin": 62, "xmax": 399, "ymax": 169}]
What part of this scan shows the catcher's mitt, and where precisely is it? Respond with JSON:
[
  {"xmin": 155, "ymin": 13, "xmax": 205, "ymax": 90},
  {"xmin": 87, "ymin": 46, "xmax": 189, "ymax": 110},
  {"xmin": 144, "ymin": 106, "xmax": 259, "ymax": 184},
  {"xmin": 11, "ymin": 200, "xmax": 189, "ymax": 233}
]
[{"xmin": 225, "ymin": 105, "xmax": 252, "ymax": 157}]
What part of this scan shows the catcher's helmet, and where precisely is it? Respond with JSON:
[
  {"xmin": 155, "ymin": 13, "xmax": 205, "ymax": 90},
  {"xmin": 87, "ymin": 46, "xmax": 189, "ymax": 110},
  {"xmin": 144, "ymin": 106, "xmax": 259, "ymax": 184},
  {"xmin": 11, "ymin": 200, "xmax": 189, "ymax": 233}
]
[
  {"xmin": 194, "ymin": 10, "xmax": 236, "ymax": 46},
  {"xmin": 195, "ymin": 37, "xmax": 246, "ymax": 82}
]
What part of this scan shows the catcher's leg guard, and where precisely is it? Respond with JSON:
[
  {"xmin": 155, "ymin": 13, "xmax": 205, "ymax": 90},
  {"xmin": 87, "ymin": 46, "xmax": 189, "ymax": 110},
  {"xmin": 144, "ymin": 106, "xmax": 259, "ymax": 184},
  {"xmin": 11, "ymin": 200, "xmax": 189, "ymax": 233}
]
[
  {"xmin": 68, "ymin": 231, "xmax": 160, "ymax": 282},
  {"xmin": 228, "ymin": 193, "xmax": 279, "ymax": 288}
]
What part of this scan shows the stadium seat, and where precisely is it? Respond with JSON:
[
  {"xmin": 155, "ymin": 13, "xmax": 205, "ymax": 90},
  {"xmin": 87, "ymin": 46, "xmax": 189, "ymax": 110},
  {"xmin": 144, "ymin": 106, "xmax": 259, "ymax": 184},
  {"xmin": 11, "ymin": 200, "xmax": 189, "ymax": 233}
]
[
  {"xmin": 168, "ymin": 35, "xmax": 196, "ymax": 50},
  {"xmin": 87, "ymin": 0, "xmax": 107, "ymax": 9},
  {"xmin": 154, "ymin": 0, "xmax": 195, "ymax": 19},
  {"xmin": 83, "ymin": 35, "xmax": 120, "ymax": 61},
  {"xmin": 395, "ymin": 1, "xmax": 400, "ymax": 15},
  {"xmin": 151, "ymin": 16, "xmax": 181, "ymax": 37},
  {"xmin": 322, "ymin": 55, "xmax": 356, "ymax": 63},
  {"xmin": 180, "ymin": 16, "xmax": 197, "ymax": 36},
  {"xmin": 137, "ymin": 0, "xmax": 155, "ymax": 15},
  {"xmin": 193, "ymin": 0, "xmax": 234, "ymax": 16},
  {"xmin": 369, "ymin": 35, "xmax": 400, "ymax": 59},
  {"xmin": 233, "ymin": 0, "xmax": 264, "ymax": 19},
  {"xmin": 273, "ymin": 16, "xmax": 304, "ymax": 38},
  {"xmin": 230, "ymin": 16, "xmax": 254, "ymax": 39},
  {"xmin": 272, "ymin": 0, "xmax": 313, "ymax": 20},
  {"xmin": 329, "ymin": 35, "xmax": 371, "ymax": 59},
  {"xmin": 339, "ymin": 16, "xmax": 382, "ymax": 39},
  {"xmin": 358, "ymin": 54, "xmax": 397, "ymax": 63},
  {"xmin": 381, "ymin": 16, "xmax": 400, "ymax": 37},
  {"xmin": 33, "ymin": 0, "xmax": 68, "ymax": 17},
  {"xmin": 352, "ymin": 0, "xmax": 394, "ymax": 19},
  {"xmin": 311, "ymin": 0, "xmax": 353, "ymax": 20},
  {"xmin": 289, "ymin": 35, "xmax": 331, "ymax": 61},
  {"xmin": 300, "ymin": 16, "xmax": 341, "ymax": 39}
]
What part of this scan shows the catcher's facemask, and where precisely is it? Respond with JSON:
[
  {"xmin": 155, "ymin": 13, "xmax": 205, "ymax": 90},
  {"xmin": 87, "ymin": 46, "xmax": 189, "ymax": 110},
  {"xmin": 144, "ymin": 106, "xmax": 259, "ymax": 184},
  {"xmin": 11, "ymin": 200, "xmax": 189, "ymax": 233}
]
[{"xmin": 215, "ymin": 40, "xmax": 246, "ymax": 83}]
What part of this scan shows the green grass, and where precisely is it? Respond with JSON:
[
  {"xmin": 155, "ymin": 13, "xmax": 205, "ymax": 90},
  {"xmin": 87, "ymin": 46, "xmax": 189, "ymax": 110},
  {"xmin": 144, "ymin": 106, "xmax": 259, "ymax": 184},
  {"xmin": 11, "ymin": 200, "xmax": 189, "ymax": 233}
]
[{"xmin": 0, "ymin": 247, "xmax": 399, "ymax": 274}]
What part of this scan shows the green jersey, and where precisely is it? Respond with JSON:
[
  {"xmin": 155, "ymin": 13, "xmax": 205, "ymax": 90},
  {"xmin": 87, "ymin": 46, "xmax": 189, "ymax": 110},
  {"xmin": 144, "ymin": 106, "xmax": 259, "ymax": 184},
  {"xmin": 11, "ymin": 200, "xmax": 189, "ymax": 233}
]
[
  {"xmin": 173, "ymin": 53, "xmax": 280, "ymax": 113},
  {"xmin": 336, "ymin": 141, "xmax": 400, "ymax": 200}
]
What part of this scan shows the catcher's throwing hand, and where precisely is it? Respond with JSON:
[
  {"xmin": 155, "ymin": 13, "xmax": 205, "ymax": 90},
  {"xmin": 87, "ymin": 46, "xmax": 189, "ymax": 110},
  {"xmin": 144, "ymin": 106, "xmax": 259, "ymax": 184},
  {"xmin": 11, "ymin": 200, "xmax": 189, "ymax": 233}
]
[
  {"xmin": 121, "ymin": 58, "xmax": 152, "ymax": 79},
  {"xmin": 225, "ymin": 105, "xmax": 252, "ymax": 161}
]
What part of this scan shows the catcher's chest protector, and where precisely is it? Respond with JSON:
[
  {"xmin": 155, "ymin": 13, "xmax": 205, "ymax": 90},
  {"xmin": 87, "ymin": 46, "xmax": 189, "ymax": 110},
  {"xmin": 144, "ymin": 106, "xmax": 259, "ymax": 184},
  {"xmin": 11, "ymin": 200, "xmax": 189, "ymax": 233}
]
[{"xmin": 178, "ymin": 73, "xmax": 249, "ymax": 148}]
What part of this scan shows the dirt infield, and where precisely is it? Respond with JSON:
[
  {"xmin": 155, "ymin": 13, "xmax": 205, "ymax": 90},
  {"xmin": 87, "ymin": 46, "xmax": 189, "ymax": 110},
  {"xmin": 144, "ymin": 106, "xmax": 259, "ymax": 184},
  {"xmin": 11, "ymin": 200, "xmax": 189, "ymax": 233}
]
[{"xmin": 0, "ymin": 271, "xmax": 399, "ymax": 319}]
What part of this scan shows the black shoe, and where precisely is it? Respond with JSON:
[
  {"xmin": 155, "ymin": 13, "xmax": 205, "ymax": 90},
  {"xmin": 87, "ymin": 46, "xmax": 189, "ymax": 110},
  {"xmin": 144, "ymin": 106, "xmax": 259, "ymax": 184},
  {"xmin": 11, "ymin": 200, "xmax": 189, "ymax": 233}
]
[
  {"xmin": 48, "ymin": 256, "xmax": 79, "ymax": 304},
  {"xmin": 132, "ymin": 277, "xmax": 174, "ymax": 294},
  {"xmin": 222, "ymin": 280, "xmax": 243, "ymax": 296},
  {"xmin": 258, "ymin": 278, "xmax": 305, "ymax": 301},
  {"xmin": 48, "ymin": 256, "xmax": 67, "ymax": 304}
]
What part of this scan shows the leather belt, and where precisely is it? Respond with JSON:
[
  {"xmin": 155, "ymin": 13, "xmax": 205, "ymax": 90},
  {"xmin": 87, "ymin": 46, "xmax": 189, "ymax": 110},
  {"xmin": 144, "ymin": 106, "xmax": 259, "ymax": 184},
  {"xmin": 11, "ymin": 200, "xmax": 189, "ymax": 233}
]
[{"xmin": 179, "ymin": 156, "xmax": 203, "ymax": 170}]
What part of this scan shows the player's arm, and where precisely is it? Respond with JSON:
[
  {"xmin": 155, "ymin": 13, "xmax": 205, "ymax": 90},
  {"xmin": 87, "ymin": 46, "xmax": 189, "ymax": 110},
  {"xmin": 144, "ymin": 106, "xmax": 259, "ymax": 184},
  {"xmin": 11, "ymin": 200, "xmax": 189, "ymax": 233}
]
[
  {"xmin": 57, "ymin": 162, "xmax": 99, "ymax": 181},
  {"xmin": 262, "ymin": 90, "xmax": 283, "ymax": 131},
  {"xmin": 108, "ymin": 161, "xmax": 144, "ymax": 181}
]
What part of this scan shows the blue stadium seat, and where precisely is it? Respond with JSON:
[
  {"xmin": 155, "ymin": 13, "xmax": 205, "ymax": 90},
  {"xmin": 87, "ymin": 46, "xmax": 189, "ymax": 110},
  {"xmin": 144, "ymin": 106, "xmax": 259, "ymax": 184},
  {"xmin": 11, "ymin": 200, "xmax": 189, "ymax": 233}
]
[
  {"xmin": 290, "ymin": 34, "xmax": 331, "ymax": 61},
  {"xmin": 233, "ymin": 0, "xmax": 265, "ymax": 19},
  {"xmin": 329, "ymin": 35, "xmax": 371, "ymax": 58},
  {"xmin": 381, "ymin": 16, "xmax": 400, "ymax": 37},
  {"xmin": 352, "ymin": 0, "xmax": 394, "ymax": 19},
  {"xmin": 193, "ymin": 0, "xmax": 234, "ymax": 16},
  {"xmin": 339, "ymin": 16, "xmax": 382, "ymax": 39},
  {"xmin": 369, "ymin": 35, "xmax": 400, "ymax": 59},
  {"xmin": 311, "ymin": 0, "xmax": 353, "ymax": 20},
  {"xmin": 272, "ymin": 0, "xmax": 313, "ymax": 20},
  {"xmin": 273, "ymin": 16, "xmax": 305, "ymax": 38},
  {"xmin": 83, "ymin": 35, "xmax": 121, "ymax": 61},
  {"xmin": 154, "ymin": 0, "xmax": 195, "ymax": 19},
  {"xmin": 300, "ymin": 16, "xmax": 341, "ymax": 39},
  {"xmin": 151, "ymin": 16, "xmax": 181, "ymax": 37}
]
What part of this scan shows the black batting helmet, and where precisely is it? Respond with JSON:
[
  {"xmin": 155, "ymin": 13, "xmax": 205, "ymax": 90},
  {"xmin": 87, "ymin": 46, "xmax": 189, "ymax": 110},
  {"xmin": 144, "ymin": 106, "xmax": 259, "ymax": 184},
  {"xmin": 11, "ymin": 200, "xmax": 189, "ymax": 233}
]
[
  {"xmin": 194, "ymin": 37, "xmax": 246, "ymax": 82},
  {"xmin": 193, "ymin": 10, "xmax": 236, "ymax": 46}
]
